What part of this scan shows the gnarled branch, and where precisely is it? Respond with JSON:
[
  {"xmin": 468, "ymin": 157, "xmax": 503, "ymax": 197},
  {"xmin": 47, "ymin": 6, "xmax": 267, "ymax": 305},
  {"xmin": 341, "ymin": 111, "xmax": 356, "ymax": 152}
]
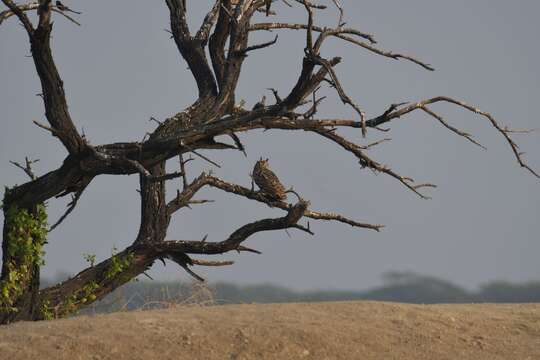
[{"xmin": 166, "ymin": 172, "xmax": 383, "ymax": 231}]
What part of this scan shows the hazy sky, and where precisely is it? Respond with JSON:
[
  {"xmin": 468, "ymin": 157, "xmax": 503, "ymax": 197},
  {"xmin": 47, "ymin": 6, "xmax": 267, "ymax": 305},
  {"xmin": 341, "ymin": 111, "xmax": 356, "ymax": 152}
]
[{"xmin": 1, "ymin": 0, "xmax": 539, "ymax": 291}]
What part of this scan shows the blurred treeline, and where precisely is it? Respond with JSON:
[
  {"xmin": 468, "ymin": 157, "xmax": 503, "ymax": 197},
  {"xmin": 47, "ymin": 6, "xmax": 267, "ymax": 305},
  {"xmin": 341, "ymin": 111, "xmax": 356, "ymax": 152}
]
[{"xmin": 41, "ymin": 271, "xmax": 540, "ymax": 314}]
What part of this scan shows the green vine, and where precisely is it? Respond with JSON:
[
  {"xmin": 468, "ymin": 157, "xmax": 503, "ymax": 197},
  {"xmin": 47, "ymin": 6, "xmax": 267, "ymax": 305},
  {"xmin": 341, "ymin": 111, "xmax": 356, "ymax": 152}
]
[
  {"xmin": 40, "ymin": 299, "xmax": 54, "ymax": 321},
  {"xmin": 57, "ymin": 281, "xmax": 101, "ymax": 318},
  {"xmin": 104, "ymin": 248, "xmax": 134, "ymax": 281},
  {"xmin": 79, "ymin": 281, "xmax": 100, "ymax": 304},
  {"xmin": 0, "ymin": 204, "xmax": 48, "ymax": 313},
  {"xmin": 56, "ymin": 248, "xmax": 135, "ymax": 317},
  {"xmin": 82, "ymin": 253, "xmax": 97, "ymax": 267}
]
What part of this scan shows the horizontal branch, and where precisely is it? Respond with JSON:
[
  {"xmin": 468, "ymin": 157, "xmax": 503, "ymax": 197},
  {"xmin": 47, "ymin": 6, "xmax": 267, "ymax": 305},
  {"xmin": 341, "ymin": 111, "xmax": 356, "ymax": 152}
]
[
  {"xmin": 250, "ymin": 22, "xmax": 433, "ymax": 70},
  {"xmin": 366, "ymin": 96, "xmax": 540, "ymax": 179},
  {"xmin": 38, "ymin": 199, "xmax": 310, "ymax": 316},
  {"xmin": 250, "ymin": 22, "xmax": 376, "ymax": 43},
  {"xmin": 158, "ymin": 199, "xmax": 311, "ymax": 256},
  {"xmin": 167, "ymin": 172, "xmax": 383, "ymax": 231},
  {"xmin": 191, "ymin": 259, "xmax": 234, "ymax": 267}
]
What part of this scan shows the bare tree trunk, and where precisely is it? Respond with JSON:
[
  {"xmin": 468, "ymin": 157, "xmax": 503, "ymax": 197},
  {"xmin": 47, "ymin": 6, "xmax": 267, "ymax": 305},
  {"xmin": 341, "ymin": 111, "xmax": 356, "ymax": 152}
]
[{"xmin": 135, "ymin": 162, "xmax": 169, "ymax": 245}]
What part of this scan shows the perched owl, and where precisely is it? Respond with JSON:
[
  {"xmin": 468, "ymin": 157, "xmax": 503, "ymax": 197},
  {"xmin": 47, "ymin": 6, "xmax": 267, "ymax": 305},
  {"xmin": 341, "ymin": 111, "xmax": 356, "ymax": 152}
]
[{"xmin": 253, "ymin": 158, "xmax": 287, "ymax": 201}]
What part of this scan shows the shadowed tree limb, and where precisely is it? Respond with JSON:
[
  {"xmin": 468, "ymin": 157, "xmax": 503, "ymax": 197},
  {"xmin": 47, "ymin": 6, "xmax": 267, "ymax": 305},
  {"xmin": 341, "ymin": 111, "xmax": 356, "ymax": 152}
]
[
  {"xmin": 48, "ymin": 189, "xmax": 84, "ymax": 232},
  {"xmin": 37, "ymin": 199, "xmax": 309, "ymax": 317},
  {"xmin": 2, "ymin": 0, "xmax": 86, "ymax": 155},
  {"xmin": 165, "ymin": 0, "xmax": 218, "ymax": 98},
  {"xmin": 209, "ymin": 0, "xmax": 233, "ymax": 89}
]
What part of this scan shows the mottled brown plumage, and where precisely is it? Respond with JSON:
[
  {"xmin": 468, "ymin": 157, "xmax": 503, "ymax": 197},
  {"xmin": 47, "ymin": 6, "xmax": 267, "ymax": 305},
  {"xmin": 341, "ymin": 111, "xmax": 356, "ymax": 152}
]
[{"xmin": 253, "ymin": 158, "xmax": 287, "ymax": 201}]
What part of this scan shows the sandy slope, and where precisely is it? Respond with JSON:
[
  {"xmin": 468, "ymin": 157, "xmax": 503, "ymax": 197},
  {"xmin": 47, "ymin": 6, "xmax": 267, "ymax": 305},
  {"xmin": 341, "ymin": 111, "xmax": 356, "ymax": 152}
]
[{"xmin": 0, "ymin": 302, "xmax": 539, "ymax": 360}]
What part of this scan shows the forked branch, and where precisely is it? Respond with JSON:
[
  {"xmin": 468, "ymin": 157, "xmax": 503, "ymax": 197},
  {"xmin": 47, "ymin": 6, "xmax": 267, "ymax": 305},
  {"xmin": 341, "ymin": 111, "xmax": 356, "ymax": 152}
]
[
  {"xmin": 167, "ymin": 172, "xmax": 384, "ymax": 231},
  {"xmin": 366, "ymin": 96, "xmax": 540, "ymax": 178}
]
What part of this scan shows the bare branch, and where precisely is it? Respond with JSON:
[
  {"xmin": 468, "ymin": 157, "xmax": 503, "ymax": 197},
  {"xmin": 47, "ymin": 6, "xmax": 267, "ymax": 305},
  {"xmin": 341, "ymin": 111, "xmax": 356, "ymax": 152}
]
[
  {"xmin": 336, "ymin": 33, "xmax": 434, "ymax": 71},
  {"xmin": 330, "ymin": 0, "xmax": 344, "ymax": 27},
  {"xmin": 1, "ymin": 0, "xmax": 34, "ymax": 33},
  {"xmin": 250, "ymin": 23, "xmax": 433, "ymax": 70},
  {"xmin": 51, "ymin": 8, "xmax": 80, "ymax": 26},
  {"xmin": 165, "ymin": 252, "xmax": 206, "ymax": 282},
  {"xmin": 9, "ymin": 157, "xmax": 39, "ymax": 180},
  {"xmin": 191, "ymin": 259, "xmax": 234, "ymax": 267},
  {"xmin": 209, "ymin": 0, "xmax": 233, "ymax": 89},
  {"xmin": 32, "ymin": 119, "xmax": 60, "ymax": 136},
  {"xmin": 179, "ymin": 154, "xmax": 189, "ymax": 189},
  {"xmin": 149, "ymin": 171, "xmax": 184, "ymax": 183},
  {"xmin": 210, "ymin": 0, "xmax": 263, "ymax": 113},
  {"xmin": 195, "ymin": 0, "xmax": 220, "ymax": 44},
  {"xmin": 282, "ymin": 56, "xmax": 341, "ymax": 110},
  {"xmin": 165, "ymin": 0, "xmax": 218, "ymax": 97},
  {"xmin": 125, "ymin": 159, "xmax": 151, "ymax": 178},
  {"xmin": 421, "ymin": 106, "xmax": 486, "ymax": 149},
  {"xmin": 49, "ymin": 189, "xmax": 84, "ymax": 232},
  {"xmin": 289, "ymin": 0, "xmax": 327, "ymax": 10},
  {"xmin": 166, "ymin": 173, "xmax": 384, "ymax": 230},
  {"xmin": 308, "ymin": 128, "xmax": 434, "ymax": 199},
  {"xmin": 1, "ymin": 1, "xmax": 81, "ymax": 27},
  {"xmin": 189, "ymin": 149, "xmax": 222, "ymax": 168},
  {"xmin": 188, "ymin": 199, "xmax": 214, "ymax": 206},
  {"xmin": 15, "ymin": 0, "xmax": 87, "ymax": 154},
  {"xmin": 251, "ymin": 22, "xmax": 375, "ymax": 43},
  {"xmin": 54, "ymin": 1, "xmax": 80, "ymax": 14},
  {"xmin": 366, "ymin": 96, "xmax": 540, "ymax": 178},
  {"xmin": 161, "ymin": 199, "xmax": 311, "ymax": 257},
  {"xmin": 311, "ymin": 54, "xmax": 367, "ymax": 136},
  {"xmin": 238, "ymin": 34, "xmax": 278, "ymax": 56}
]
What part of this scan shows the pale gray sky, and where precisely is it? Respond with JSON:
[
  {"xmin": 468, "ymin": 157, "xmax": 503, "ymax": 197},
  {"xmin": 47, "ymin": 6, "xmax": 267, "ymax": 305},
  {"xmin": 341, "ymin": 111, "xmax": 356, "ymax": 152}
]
[{"xmin": 1, "ymin": 0, "xmax": 539, "ymax": 291}]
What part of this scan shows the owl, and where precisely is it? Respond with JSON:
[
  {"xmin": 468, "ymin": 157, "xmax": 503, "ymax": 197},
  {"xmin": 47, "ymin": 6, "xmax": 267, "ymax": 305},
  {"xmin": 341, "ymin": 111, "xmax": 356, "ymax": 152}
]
[{"xmin": 252, "ymin": 158, "xmax": 287, "ymax": 201}]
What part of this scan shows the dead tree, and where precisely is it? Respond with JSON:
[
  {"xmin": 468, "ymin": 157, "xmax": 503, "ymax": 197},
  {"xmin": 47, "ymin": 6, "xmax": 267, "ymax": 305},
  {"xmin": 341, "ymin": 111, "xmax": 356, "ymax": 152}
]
[{"xmin": 0, "ymin": 0, "xmax": 537, "ymax": 324}]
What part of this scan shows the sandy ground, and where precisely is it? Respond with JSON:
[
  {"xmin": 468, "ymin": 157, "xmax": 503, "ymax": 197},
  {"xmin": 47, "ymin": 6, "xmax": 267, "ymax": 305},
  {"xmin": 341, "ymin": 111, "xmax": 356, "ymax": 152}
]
[{"xmin": 0, "ymin": 301, "xmax": 539, "ymax": 360}]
